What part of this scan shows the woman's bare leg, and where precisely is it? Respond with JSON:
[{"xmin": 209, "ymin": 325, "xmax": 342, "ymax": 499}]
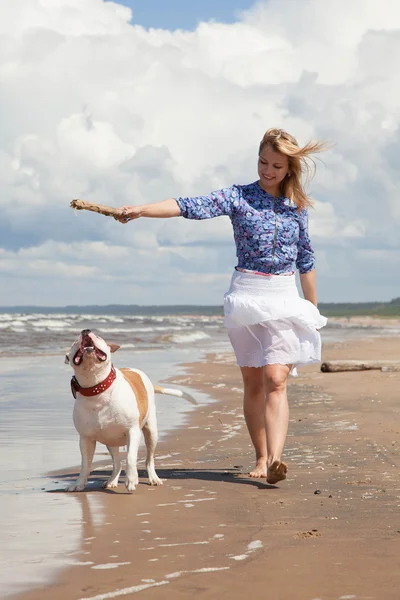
[
  {"xmin": 240, "ymin": 366, "xmax": 267, "ymax": 477},
  {"xmin": 263, "ymin": 364, "xmax": 291, "ymax": 483},
  {"xmin": 241, "ymin": 364, "xmax": 291, "ymax": 482}
]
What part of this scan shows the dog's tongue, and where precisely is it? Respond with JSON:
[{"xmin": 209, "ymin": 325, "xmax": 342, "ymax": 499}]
[
  {"xmin": 95, "ymin": 348, "xmax": 107, "ymax": 361},
  {"xmin": 74, "ymin": 349, "xmax": 83, "ymax": 365}
]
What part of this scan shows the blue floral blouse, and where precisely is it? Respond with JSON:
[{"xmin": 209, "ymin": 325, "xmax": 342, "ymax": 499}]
[{"xmin": 175, "ymin": 181, "xmax": 315, "ymax": 275}]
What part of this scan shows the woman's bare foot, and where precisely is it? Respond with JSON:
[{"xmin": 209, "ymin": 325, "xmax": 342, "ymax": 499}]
[
  {"xmin": 267, "ymin": 460, "xmax": 288, "ymax": 485},
  {"xmin": 249, "ymin": 458, "xmax": 267, "ymax": 478}
]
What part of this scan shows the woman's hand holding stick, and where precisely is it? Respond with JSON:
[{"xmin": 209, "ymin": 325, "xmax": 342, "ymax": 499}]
[{"xmin": 70, "ymin": 198, "xmax": 180, "ymax": 222}]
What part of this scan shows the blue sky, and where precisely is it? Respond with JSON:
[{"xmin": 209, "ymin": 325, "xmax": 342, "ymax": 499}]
[{"xmin": 107, "ymin": 0, "xmax": 256, "ymax": 30}]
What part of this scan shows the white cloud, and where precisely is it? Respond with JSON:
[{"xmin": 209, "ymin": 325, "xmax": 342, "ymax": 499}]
[
  {"xmin": 1, "ymin": 0, "xmax": 400, "ymax": 305},
  {"xmin": 57, "ymin": 114, "xmax": 135, "ymax": 169},
  {"xmin": 309, "ymin": 201, "xmax": 366, "ymax": 242}
]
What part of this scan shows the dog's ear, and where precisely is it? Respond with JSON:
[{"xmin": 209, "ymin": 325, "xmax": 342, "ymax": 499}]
[{"xmin": 108, "ymin": 344, "xmax": 121, "ymax": 353}]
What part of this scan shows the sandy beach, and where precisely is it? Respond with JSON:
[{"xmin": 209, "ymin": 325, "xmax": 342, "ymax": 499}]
[{"xmin": 8, "ymin": 335, "xmax": 400, "ymax": 600}]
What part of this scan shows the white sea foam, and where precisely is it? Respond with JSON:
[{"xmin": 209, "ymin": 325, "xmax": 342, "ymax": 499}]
[
  {"xmin": 79, "ymin": 580, "xmax": 169, "ymax": 600},
  {"xmin": 230, "ymin": 539, "xmax": 263, "ymax": 562},
  {"xmin": 96, "ymin": 326, "xmax": 187, "ymax": 334},
  {"xmin": 91, "ymin": 562, "xmax": 131, "ymax": 570},
  {"xmin": 248, "ymin": 540, "xmax": 263, "ymax": 551},
  {"xmin": 33, "ymin": 319, "xmax": 73, "ymax": 329},
  {"xmin": 6, "ymin": 320, "xmax": 26, "ymax": 328},
  {"xmin": 168, "ymin": 331, "xmax": 210, "ymax": 344},
  {"xmin": 166, "ymin": 567, "xmax": 230, "ymax": 579}
]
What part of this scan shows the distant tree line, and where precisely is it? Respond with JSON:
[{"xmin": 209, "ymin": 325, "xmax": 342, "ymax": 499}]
[
  {"xmin": 318, "ymin": 297, "xmax": 400, "ymax": 317},
  {"xmin": 1, "ymin": 298, "xmax": 400, "ymax": 317}
]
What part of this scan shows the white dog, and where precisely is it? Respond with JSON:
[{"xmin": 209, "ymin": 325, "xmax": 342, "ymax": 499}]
[{"xmin": 65, "ymin": 329, "xmax": 196, "ymax": 492}]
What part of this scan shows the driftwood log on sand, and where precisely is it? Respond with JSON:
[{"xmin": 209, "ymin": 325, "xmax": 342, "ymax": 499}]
[
  {"xmin": 70, "ymin": 199, "xmax": 121, "ymax": 218},
  {"xmin": 321, "ymin": 360, "xmax": 400, "ymax": 373}
]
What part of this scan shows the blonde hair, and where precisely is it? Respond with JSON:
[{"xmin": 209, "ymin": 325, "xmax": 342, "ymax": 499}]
[{"xmin": 259, "ymin": 128, "xmax": 329, "ymax": 210}]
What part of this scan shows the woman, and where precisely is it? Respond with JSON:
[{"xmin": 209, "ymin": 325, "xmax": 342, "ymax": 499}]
[{"xmin": 115, "ymin": 128, "xmax": 327, "ymax": 485}]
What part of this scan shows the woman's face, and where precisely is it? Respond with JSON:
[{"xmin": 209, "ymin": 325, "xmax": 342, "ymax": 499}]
[{"xmin": 258, "ymin": 145, "xmax": 289, "ymax": 194}]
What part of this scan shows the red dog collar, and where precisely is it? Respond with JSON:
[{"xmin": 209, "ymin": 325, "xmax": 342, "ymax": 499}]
[{"xmin": 71, "ymin": 366, "xmax": 116, "ymax": 399}]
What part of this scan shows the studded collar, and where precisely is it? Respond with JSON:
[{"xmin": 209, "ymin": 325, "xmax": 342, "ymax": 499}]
[{"xmin": 71, "ymin": 366, "xmax": 116, "ymax": 399}]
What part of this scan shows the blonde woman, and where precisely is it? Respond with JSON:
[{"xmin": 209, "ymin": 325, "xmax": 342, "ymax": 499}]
[{"xmin": 116, "ymin": 128, "xmax": 327, "ymax": 485}]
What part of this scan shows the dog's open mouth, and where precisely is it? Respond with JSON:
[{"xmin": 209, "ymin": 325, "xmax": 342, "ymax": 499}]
[{"xmin": 73, "ymin": 335, "xmax": 107, "ymax": 365}]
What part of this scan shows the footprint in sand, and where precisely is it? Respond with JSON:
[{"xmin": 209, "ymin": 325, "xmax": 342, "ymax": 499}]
[{"xmin": 295, "ymin": 529, "xmax": 321, "ymax": 539}]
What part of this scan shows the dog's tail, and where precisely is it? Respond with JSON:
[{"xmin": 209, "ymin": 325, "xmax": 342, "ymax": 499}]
[{"xmin": 153, "ymin": 385, "xmax": 197, "ymax": 405}]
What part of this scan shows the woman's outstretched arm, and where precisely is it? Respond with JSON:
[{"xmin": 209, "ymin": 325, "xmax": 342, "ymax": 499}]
[
  {"xmin": 115, "ymin": 199, "xmax": 181, "ymax": 222},
  {"xmin": 115, "ymin": 186, "xmax": 236, "ymax": 223}
]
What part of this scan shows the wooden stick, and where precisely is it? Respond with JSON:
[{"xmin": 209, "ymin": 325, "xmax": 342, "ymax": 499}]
[
  {"xmin": 70, "ymin": 199, "xmax": 121, "ymax": 218},
  {"xmin": 321, "ymin": 360, "xmax": 400, "ymax": 373}
]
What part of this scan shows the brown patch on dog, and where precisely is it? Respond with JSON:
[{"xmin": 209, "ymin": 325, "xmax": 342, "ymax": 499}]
[{"xmin": 120, "ymin": 369, "xmax": 148, "ymax": 426}]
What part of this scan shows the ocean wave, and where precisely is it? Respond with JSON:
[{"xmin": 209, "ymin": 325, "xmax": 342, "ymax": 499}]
[
  {"xmin": 32, "ymin": 319, "xmax": 73, "ymax": 329},
  {"xmin": 72, "ymin": 314, "xmax": 125, "ymax": 323},
  {"xmin": 95, "ymin": 325, "xmax": 191, "ymax": 334},
  {"xmin": 2, "ymin": 320, "xmax": 27, "ymax": 329},
  {"xmin": 0, "ymin": 312, "xmax": 224, "ymax": 329},
  {"xmin": 159, "ymin": 331, "xmax": 211, "ymax": 344}
]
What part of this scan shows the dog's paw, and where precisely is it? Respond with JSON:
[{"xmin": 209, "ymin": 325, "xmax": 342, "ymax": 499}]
[
  {"xmin": 66, "ymin": 482, "xmax": 85, "ymax": 492},
  {"xmin": 103, "ymin": 479, "xmax": 119, "ymax": 489},
  {"xmin": 125, "ymin": 478, "xmax": 138, "ymax": 492},
  {"xmin": 149, "ymin": 476, "xmax": 164, "ymax": 486}
]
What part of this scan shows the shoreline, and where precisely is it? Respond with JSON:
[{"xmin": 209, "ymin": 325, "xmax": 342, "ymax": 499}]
[{"xmin": 9, "ymin": 335, "xmax": 400, "ymax": 600}]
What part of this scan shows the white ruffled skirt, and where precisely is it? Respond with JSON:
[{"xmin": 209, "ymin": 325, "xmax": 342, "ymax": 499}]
[{"xmin": 224, "ymin": 270, "xmax": 327, "ymax": 375}]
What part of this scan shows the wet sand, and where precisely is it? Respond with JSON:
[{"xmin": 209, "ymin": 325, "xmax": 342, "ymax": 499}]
[{"xmin": 12, "ymin": 336, "xmax": 400, "ymax": 600}]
